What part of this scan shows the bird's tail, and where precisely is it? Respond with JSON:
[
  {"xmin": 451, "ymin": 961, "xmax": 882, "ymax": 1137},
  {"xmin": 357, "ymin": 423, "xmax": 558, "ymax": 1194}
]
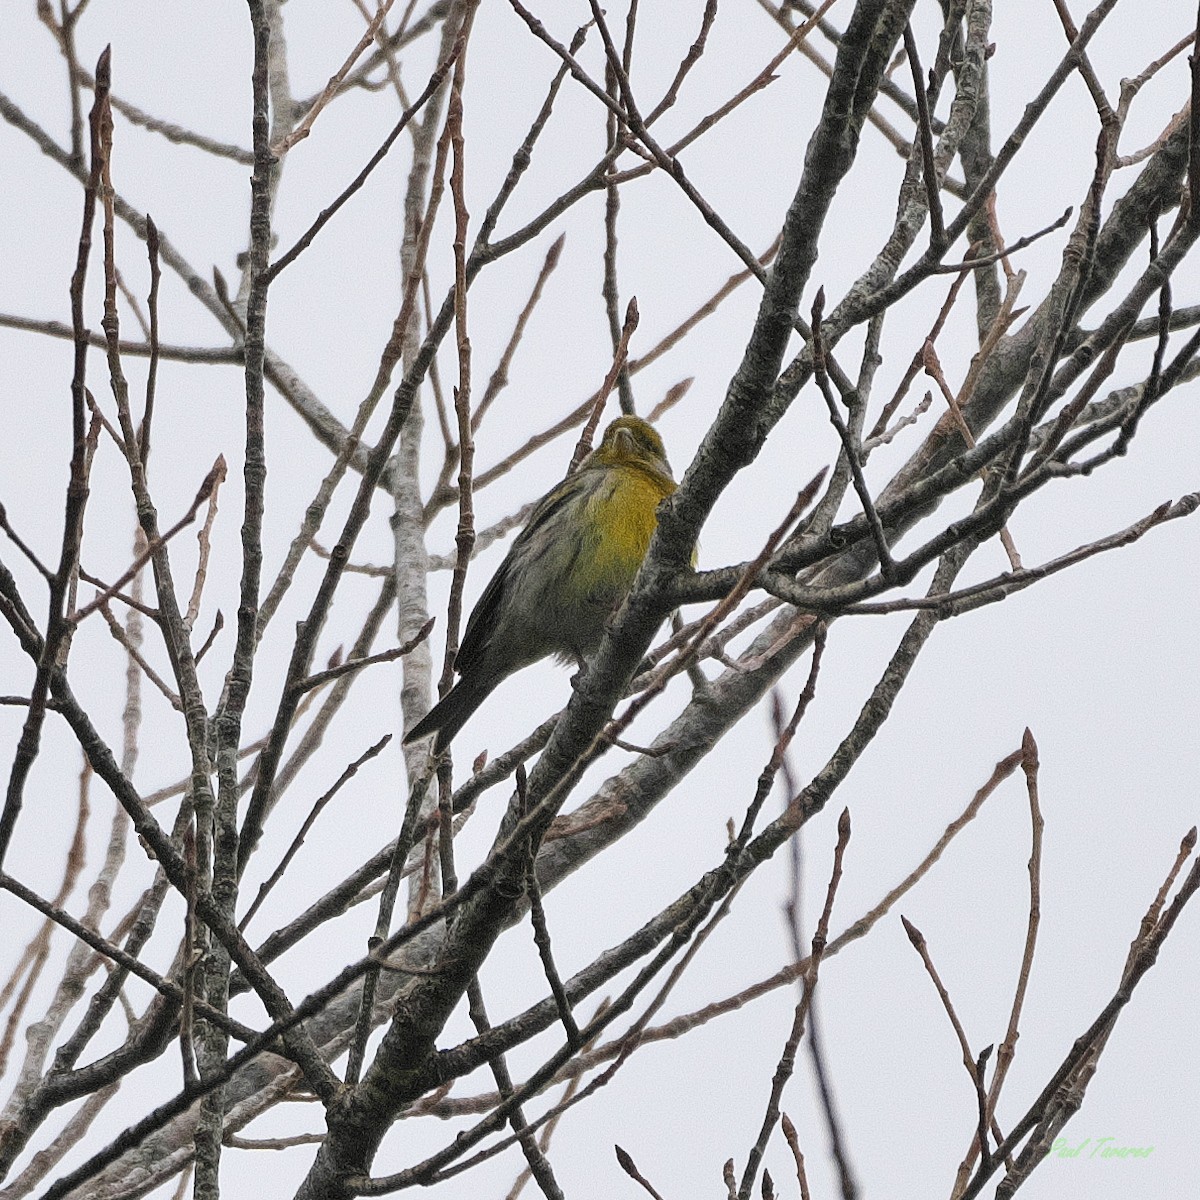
[{"xmin": 403, "ymin": 676, "xmax": 493, "ymax": 752}]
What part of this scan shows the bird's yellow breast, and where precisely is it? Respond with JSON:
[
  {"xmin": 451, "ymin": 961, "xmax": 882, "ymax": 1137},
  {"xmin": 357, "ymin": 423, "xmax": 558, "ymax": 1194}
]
[{"xmin": 572, "ymin": 464, "xmax": 673, "ymax": 599}]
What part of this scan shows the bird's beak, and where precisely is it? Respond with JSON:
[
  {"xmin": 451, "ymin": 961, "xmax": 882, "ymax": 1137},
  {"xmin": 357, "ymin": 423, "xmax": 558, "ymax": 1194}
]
[{"xmin": 613, "ymin": 428, "xmax": 636, "ymax": 456}]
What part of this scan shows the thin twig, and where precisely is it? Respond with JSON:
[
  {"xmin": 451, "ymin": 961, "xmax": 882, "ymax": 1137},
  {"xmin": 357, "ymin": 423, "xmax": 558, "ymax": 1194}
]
[
  {"xmin": 901, "ymin": 916, "xmax": 992, "ymax": 1165},
  {"xmin": 812, "ymin": 290, "xmax": 895, "ymax": 579},
  {"xmin": 298, "ymin": 620, "xmax": 433, "ymax": 693},
  {"xmin": 903, "ymin": 23, "xmax": 944, "ymax": 248},
  {"xmin": 70, "ymin": 459, "xmax": 224, "ymax": 623},
  {"xmin": 183, "ymin": 454, "xmax": 226, "ymax": 631},
  {"xmin": 569, "ymin": 298, "xmax": 639, "ymax": 472},
  {"xmin": 520, "ymin": 766, "xmax": 580, "ymax": 1047},
  {"xmin": 272, "ymin": 0, "xmax": 400, "ymax": 156},
  {"xmin": 239, "ymin": 735, "xmax": 393, "ymax": 931},
  {"xmin": 266, "ymin": 36, "xmax": 464, "ymax": 281},
  {"xmin": 922, "ymin": 341, "xmax": 1022, "ymax": 569},
  {"xmin": 738, "ymin": 809, "xmax": 851, "ymax": 1200},
  {"xmin": 615, "ymin": 1146, "xmax": 667, "ymax": 1200},
  {"xmin": 0, "ymin": 873, "xmax": 256, "ymax": 1042},
  {"xmin": 780, "ymin": 1113, "xmax": 811, "ymax": 1200}
]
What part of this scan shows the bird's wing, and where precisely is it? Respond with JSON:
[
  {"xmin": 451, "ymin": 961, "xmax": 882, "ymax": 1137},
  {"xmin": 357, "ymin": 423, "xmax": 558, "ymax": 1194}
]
[
  {"xmin": 454, "ymin": 555, "xmax": 508, "ymax": 675},
  {"xmin": 454, "ymin": 475, "xmax": 580, "ymax": 675}
]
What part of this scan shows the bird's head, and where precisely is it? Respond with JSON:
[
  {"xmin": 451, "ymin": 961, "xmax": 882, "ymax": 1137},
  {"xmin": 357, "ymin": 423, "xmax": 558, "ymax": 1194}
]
[{"xmin": 591, "ymin": 415, "xmax": 674, "ymax": 483}]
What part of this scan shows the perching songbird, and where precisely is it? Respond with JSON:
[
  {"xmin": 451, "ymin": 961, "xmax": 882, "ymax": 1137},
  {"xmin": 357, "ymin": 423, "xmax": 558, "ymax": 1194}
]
[{"xmin": 404, "ymin": 415, "xmax": 678, "ymax": 751}]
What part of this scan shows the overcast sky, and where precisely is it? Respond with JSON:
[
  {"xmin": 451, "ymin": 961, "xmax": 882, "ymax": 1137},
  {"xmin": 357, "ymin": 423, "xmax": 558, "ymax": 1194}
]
[{"xmin": 1, "ymin": 2, "xmax": 1197, "ymax": 1198}]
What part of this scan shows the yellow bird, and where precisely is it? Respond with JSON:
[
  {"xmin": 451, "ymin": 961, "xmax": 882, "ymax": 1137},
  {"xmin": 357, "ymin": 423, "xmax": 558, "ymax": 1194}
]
[{"xmin": 405, "ymin": 415, "xmax": 678, "ymax": 751}]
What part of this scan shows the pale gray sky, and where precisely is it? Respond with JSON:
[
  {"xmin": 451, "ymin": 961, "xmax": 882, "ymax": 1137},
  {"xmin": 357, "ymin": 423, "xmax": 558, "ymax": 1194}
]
[{"xmin": 1, "ymin": 2, "xmax": 1197, "ymax": 1198}]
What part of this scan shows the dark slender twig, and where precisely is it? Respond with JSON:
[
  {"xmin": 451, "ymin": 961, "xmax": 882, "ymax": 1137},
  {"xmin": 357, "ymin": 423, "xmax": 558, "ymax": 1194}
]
[
  {"xmin": 603, "ymin": 60, "xmax": 635, "ymax": 416},
  {"xmin": 811, "ymin": 290, "xmax": 895, "ymax": 579},
  {"xmin": 868, "ymin": 259, "xmax": 973, "ymax": 441},
  {"xmin": 1001, "ymin": 128, "xmax": 1115, "ymax": 492},
  {"xmin": 0, "ymin": 46, "xmax": 106, "ymax": 875},
  {"xmin": 0, "ymin": 506, "xmax": 55, "ymax": 581},
  {"xmin": 780, "ymin": 1113, "xmax": 811, "ymax": 1200},
  {"xmin": 76, "ymin": 568, "xmax": 159, "ymax": 620},
  {"xmin": 465, "ymin": 975, "xmax": 566, "ymax": 1200},
  {"xmin": 470, "ymin": 233, "xmax": 565, "ymax": 433},
  {"xmin": 1049, "ymin": 0, "xmax": 1116, "ymax": 127},
  {"xmin": 0, "ymin": 312, "xmax": 244, "ymax": 361},
  {"xmin": 140, "ymin": 214, "xmax": 161, "ymax": 463},
  {"xmin": 840, "ymin": 494, "xmax": 1196, "ymax": 617},
  {"xmin": 1185, "ymin": 0, "xmax": 1200, "ymax": 226},
  {"xmin": 520, "ymin": 766, "xmax": 579, "ymax": 1047},
  {"xmin": 265, "ymin": 38, "xmax": 465, "ymax": 282},
  {"xmin": 70, "ymin": 460, "xmax": 222, "ymax": 623},
  {"xmin": 806, "ymin": 995, "xmax": 857, "ymax": 1200},
  {"xmin": 344, "ymin": 769, "xmax": 434, "ymax": 1085},
  {"xmin": 615, "ymin": 1145, "xmax": 667, "ymax": 1200},
  {"xmin": 570, "ymin": 298, "xmax": 639, "ymax": 472},
  {"xmin": 738, "ymin": 809, "xmax": 851, "ymax": 1200},
  {"xmin": 645, "ymin": 0, "xmax": 717, "ymax": 124},
  {"xmin": 0, "ymin": 873, "xmax": 256, "ymax": 1042},
  {"xmin": 1114, "ymin": 215, "xmax": 1173, "ymax": 451},
  {"xmin": 928, "ymin": 208, "xmax": 1072, "ymax": 273},
  {"xmin": 271, "ymin": 0, "xmax": 402, "ymax": 156},
  {"xmin": 903, "ymin": 23, "xmax": 944, "ymax": 248},
  {"xmin": 734, "ymin": 629, "xmax": 827, "ymax": 850},
  {"xmin": 298, "ymin": 620, "xmax": 432, "ymax": 693},
  {"xmin": 1023, "ymin": 312, "xmax": 1134, "ymax": 474},
  {"xmin": 193, "ymin": 609, "xmax": 223, "ymax": 665},
  {"xmin": 240, "ymin": 735, "xmax": 393, "ymax": 931},
  {"xmin": 428, "ymin": 44, "xmax": 479, "ymax": 744},
  {"xmin": 960, "ymin": 728, "xmax": 1042, "ymax": 1185},
  {"xmin": 179, "ymin": 820, "xmax": 199, "ymax": 1087},
  {"xmin": 901, "ymin": 917, "xmax": 992, "ymax": 1164},
  {"xmin": 973, "ymin": 1047, "xmax": 994, "ymax": 1170}
]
